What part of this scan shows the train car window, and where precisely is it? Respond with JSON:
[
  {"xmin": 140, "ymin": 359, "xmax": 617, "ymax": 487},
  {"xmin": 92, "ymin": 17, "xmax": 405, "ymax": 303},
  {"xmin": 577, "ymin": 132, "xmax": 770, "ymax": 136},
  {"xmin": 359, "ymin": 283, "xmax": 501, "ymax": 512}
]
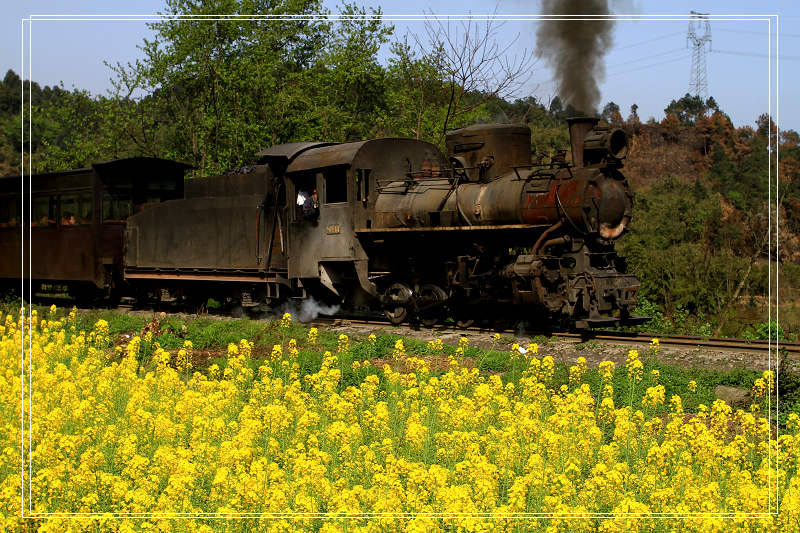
[
  {"xmin": 59, "ymin": 193, "xmax": 93, "ymax": 226},
  {"xmin": 60, "ymin": 195, "xmax": 77, "ymax": 226},
  {"xmin": 0, "ymin": 196, "xmax": 20, "ymax": 227},
  {"xmin": 102, "ymin": 191, "xmax": 132, "ymax": 223},
  {"xmin": 323, "ymin": 167, "xmax": 348, "ymax": 204},
  {"xmin": 32, "ymin": 196, "xmax": 56, "ymax": 227},
  {"xmin": 78, "ymin": 193, "xmax": 93, "ymax": 224}
]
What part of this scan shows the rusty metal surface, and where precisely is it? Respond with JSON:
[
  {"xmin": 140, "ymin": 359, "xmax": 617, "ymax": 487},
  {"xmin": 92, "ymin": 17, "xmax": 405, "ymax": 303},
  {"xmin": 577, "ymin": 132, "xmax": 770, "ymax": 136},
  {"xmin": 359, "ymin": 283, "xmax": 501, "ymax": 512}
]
[
  {"xmin": 566, "ymin": 117, "xmax": 597, "ymax": 167},
  {"xmin": 125, "ymin": 271, "xmax": 278, "ymax": 283},
  {"xmin": 286, "ymin": 142, "xmax": 369, "ymax": 173},
  {"xmin": 256, "ymin": 142, "xmax": 335, "ymax": 162},
  {"xmin": 125, "ymin": 194, "xmax": 287, "ymax": 273},
  {"xmin": 445, "ymin": 124, "xmax": 531, "ymax": 181},
  {"xmin": 286, "ymin": 138, "xmax": 449, "ymax": 281},
  {"xmin": 356, "ymin": 224, "xmax": 540, "ymax": 233}
]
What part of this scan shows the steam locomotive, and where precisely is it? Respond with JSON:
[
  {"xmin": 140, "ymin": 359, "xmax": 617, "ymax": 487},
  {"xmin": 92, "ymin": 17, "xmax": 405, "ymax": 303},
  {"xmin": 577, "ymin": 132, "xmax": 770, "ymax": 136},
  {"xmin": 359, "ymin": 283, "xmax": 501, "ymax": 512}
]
[{"xmin": 1, "ymin": 118, "xmax": 643, "ymax": 328}]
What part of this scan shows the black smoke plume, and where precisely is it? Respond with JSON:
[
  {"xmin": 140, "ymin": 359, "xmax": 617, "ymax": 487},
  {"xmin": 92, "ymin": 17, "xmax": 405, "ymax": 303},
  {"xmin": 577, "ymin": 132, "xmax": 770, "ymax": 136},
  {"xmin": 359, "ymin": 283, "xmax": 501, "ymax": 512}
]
[{"xmin": 536, "ymin": 0, "xmax": 615, "ymax": 115}]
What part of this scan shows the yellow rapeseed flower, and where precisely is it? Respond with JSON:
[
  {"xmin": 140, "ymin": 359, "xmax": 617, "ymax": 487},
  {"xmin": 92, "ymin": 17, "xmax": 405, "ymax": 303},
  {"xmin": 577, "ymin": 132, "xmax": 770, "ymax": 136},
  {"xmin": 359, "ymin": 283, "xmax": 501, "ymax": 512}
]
[
  {"xmin": 337, "ymin": 334, "xmax": 350, "ymax": 353},
  {"xmin": 427, "ymin": 338, "xmax": 443, "ymax": 352},
  {"xmin": 392, "ymin": 339, "xmax": 406, "ymax": 359},
  {"xmin": 1, "ymin": 307, "xmax": 796, "ymax": 530}
]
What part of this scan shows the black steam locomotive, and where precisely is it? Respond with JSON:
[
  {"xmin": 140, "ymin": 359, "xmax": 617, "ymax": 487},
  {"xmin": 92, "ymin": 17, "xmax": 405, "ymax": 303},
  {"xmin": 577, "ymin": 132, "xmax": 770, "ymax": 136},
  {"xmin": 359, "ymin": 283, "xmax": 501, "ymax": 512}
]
[{"xmin": 1, "ymin": 118, "xmax": 643, "ymax": 328}]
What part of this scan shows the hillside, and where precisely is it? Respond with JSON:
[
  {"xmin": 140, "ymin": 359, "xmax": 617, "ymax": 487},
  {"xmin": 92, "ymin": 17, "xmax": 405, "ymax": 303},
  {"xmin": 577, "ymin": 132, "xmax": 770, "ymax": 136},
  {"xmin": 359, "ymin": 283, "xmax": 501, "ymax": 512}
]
[{"xmin": 614, "ymin": 96, "xmax": 799, "ymax": 337}]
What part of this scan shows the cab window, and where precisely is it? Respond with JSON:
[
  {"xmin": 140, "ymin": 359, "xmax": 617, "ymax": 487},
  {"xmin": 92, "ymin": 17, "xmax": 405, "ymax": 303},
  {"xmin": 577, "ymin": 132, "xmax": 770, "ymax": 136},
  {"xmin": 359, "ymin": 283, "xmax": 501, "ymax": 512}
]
[
  {"xmin": 356, "ymin": 168, "xmax": 371, "ymax": 203},
  {"xmin": 323, "ymin": 167, "xmax": 348, "ymax": 204}
]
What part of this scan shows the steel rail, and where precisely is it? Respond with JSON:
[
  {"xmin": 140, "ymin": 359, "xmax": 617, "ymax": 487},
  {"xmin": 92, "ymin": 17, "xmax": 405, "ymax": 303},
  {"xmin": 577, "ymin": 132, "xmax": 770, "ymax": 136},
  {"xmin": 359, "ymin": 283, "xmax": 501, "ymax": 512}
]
[
  {"xmin": 94, "ymin": 305, "xmax": 800, "ymax": 355},
  {"xmin": 309, "ymin": 316, "xmax": 800, "ymax": 354}
]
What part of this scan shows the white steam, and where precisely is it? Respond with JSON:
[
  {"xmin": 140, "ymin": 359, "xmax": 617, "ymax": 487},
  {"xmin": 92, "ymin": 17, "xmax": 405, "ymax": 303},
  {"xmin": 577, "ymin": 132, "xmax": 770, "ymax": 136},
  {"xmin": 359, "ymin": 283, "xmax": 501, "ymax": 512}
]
[{"xmin": 271, "ymin": 297, "xmax": 341, "ymax": 323}]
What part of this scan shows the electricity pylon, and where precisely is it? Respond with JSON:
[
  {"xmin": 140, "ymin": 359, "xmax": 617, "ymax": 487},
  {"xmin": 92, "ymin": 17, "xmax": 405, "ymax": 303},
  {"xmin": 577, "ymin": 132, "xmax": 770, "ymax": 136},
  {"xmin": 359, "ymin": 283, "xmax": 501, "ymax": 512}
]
[{"xmin": 687, "ymin": 11, "xmax": 711, "ymax": 100}]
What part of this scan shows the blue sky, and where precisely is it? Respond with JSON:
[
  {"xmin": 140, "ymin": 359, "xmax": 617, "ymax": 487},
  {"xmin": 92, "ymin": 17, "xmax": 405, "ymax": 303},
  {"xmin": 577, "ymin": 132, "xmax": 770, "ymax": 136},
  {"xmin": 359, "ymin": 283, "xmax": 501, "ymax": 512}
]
[{"xmin": 4, "ymin": 1, "xmax": 798, "ymax": 131}]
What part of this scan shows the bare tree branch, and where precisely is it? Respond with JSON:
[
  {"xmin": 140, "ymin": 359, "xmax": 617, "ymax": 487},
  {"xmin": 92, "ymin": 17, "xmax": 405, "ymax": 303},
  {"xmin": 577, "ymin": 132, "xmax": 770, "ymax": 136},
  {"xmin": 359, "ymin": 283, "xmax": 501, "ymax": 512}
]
[{"xmin": 406, "ymin": 9, "xmax": 536, "ymax": 145}]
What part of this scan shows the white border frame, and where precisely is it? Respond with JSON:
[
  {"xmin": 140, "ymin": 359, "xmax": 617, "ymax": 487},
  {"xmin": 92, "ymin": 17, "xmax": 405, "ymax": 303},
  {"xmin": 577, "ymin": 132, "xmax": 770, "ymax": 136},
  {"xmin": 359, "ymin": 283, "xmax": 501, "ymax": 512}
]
[{"xmin": 18, "ymin": 12, "xmax": 781, "ymax": 521}]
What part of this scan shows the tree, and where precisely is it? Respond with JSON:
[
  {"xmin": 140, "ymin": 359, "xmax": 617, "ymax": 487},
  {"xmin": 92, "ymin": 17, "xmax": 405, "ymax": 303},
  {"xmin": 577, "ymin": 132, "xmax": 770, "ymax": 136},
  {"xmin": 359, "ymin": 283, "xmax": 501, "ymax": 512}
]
[
  {"xmin": 0, "ymin": 70, "xmax": 22, "ymax": 114},
  {"xmin": 549, "ymin": 95, "xmax": 564, "ymax": 118},
  {"xmin": 378, "ymin": 37, "xmax": 450, "ymax": 141},
  {"xmin": 305, "ymin": 4, "xmax": 393, "ymax": 141},
  {"xmin": 601, "ymin": 101, "xmax": 623, "ymax": 127},
  {"xmin": 664, "ymin": 93, "xmax": 718, "ymax": 126},
  {"xmin": 109, "ymin": 0, "xmax": 340, "ymax": 175},
  {"xmin": 399, "ymin": 12, "xmax": 536, "ymax": 146},
  {"xmin": 105, "ymin": 1, "xmax": 400, "ymax": 175},
  {"xmin": 601, "ymin": 101, "xmax": 619, "ymax": 120},
  {"xmin": 628, "ymin": 103, "xmax": 639, "ymax": 123}
]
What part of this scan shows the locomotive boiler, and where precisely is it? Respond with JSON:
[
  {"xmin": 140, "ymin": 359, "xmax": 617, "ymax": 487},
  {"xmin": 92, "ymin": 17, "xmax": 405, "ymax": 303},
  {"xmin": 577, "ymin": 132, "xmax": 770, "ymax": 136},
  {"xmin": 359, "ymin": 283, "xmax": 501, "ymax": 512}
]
[
  {"xmin": 122, "ymin": 117, "xmax": 643, "ymax": 328},
  {"xmin": 363, "ymin": 117, "xmax": 642, "ymax": 328}
]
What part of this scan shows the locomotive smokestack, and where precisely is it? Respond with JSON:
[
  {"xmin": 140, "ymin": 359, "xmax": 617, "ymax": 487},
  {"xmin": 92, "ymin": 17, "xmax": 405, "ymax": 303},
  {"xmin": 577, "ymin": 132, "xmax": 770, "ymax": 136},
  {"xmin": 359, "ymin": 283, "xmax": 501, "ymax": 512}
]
[
  {"xmin": 536, "ymin": 0, "xmax": 615, "ymax": 115},
  {"xmin": 567, "ymin": 117, "xmax": 599, "ymax": 167}
]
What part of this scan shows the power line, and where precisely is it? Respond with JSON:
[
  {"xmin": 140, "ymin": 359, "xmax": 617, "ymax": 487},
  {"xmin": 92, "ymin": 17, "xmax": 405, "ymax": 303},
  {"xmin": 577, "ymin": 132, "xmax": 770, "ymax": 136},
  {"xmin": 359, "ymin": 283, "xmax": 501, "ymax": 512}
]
[
  {"xmin": 532, "ymin": 53, "xmax": 688, "ymax": 86},
  {"xmin": 611, "ymin": 48, "xmax": 685, "ymax": 69},
  {"xmin": 608, "ymin": 55, "xmax": 687, "ymax": 77},
  {"xmin": 612, "ymin": 31, "xmax": 685, "ymax": 50},
  {"xmin": 530, "ymin": 50, "xmax": 689, "ymax": 86},
  {"xmin": 712, "ymin": 49, "xmax": 800, "ymax": 61},
  {"xmin": 716, "ymin": 28, "xmax": 800, "ymax": 38}
]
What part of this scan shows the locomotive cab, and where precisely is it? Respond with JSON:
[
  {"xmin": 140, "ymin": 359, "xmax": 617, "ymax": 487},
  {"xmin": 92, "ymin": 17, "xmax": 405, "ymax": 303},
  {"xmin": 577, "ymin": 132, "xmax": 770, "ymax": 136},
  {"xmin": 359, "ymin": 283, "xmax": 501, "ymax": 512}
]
[{"xmin": 280, "ymin": 138, "xmax": 449, "ymax": 305}]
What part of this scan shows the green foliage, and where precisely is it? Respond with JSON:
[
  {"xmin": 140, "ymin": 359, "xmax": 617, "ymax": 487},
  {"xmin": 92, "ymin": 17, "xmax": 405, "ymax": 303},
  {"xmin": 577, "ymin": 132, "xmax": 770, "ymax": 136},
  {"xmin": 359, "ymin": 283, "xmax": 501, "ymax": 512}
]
[
  {"xmin": 376, "ymin": 37, "xmax": 451, "ymax": 144},
  {"xmin": 664, "ymin": 93, "xmax": 719, "ymax": 126},
  {"xmin": 306, "ymin": 4, "xmax": 393, "ymax": 141},
  {"xmin": 776, "ymin": 354, "xmax": 800, "ymax": 426},
  {"xmin": 741, "ymin": 321, "xmax": 786, "ymax": 341},
  {"xmin": 620, "ymin": 176, "xmax": 753, "ymax": 319},
  {"xmin": 709, "ymin": 136, "xmax": 769, "ymax": 211},
  {"xmin": 114, "ymin": 0, "xmax": 336, "ymax": 175}
]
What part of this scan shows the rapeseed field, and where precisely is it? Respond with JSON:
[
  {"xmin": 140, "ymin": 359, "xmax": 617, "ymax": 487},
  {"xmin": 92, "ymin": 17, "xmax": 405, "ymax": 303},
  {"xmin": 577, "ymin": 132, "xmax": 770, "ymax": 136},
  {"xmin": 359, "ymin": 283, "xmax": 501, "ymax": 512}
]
[{"xmin": 0, "ymin": 307, "xmax": 798, "ymax": 532}]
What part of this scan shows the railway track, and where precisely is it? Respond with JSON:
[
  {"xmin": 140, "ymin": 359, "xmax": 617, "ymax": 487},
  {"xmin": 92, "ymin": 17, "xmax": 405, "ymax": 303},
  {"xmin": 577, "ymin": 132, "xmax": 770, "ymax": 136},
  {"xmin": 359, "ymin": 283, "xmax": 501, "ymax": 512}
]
[
  {"xmin": 310, "ymin": 316, "xmax": 800, "ymax": 355},
  {"xmin": 74, "ymin": 302, "xmax": 799, "ymax": 355}
]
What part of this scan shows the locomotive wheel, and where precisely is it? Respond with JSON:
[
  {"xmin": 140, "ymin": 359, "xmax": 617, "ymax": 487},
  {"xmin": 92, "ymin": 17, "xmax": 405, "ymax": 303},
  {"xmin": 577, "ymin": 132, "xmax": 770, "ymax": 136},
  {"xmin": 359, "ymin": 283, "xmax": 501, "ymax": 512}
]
[
  {"xmin": 418, "ymin": 284, "xmax": 448, "ymax": 327},
  {"xmin": 384, "ymin": 283, "xmax": 412, "ymax": 325}
]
